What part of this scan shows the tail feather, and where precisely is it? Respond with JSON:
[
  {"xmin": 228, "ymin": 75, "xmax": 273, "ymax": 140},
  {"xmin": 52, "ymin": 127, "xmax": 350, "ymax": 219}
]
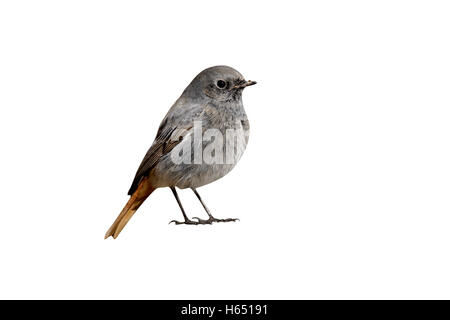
[{"xmin": 105, "ymin": 179, "xmax": 155, "ymax": 239}]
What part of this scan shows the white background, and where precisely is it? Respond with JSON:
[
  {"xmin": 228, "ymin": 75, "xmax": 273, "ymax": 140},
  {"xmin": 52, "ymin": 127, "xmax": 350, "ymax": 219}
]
[{"xmin": 0, "ymin": 0, "xmax": 449, "ymax": 299}]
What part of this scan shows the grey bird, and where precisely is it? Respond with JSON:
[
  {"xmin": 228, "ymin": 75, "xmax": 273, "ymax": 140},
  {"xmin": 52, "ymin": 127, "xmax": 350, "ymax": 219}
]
[{"xmin": 105, "ymin": 66, "xmax": 256, "ymax": 239}]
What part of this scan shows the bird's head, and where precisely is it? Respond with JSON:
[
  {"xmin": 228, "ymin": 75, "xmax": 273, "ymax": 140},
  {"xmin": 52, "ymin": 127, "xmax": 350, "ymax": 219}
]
[{"xmin": 183, "ymin": 65, "xmax": 256, "ymax": 102}]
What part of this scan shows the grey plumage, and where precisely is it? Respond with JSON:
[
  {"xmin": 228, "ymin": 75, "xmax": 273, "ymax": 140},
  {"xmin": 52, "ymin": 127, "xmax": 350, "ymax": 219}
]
[{"xmin": 106, "ymin": 65, "xmax": 256, "ymax": 238}]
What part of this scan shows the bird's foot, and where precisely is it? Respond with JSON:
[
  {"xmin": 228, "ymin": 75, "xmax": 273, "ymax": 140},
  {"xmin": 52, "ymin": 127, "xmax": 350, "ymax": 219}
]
[
  {"xmin": 169, "ymin": 218, "xmax": 199, "ymax": 225},
  {"xmin": 191, "ymin": 216, "xmax": 240, "ymax": 225}
]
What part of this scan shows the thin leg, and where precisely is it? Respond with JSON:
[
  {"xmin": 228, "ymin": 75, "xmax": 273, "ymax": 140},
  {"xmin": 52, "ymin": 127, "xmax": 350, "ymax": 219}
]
[
  {"xmin": 169, "ymin": 187, "xmax": 198, "ymax": 225},
  {"xmin": 192, "ymin": 188, "xmax": 213, "ymax": 218},
  {"xmin": 191, "ymin": 188, "xmax": 239, "ymax": 224}
]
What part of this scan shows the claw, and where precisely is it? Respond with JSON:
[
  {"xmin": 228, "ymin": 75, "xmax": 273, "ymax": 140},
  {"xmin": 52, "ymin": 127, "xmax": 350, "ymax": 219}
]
[
  {"xmin": 192, "ymin": 217, "xmax": 212, "ymax": 224},
  {"xmin": 169, "ymin": 219, "xmax": 199, "ymax": 225},
  {"xmin": 216, "ymin": 218, "xmax": 239, "ymax": 223},
  {"xmin": 170, "ymin": 215, "xmax": 239, "ymax": 225},
  {"xmin": 171, "ymin": 216, "xmax": 240, "ymax": 225}
]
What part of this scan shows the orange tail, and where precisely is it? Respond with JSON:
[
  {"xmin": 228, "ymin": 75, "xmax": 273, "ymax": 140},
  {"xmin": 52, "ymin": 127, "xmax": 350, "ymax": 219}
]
[{"xmin": 105, "ymin": 179, "xmax": 155, "ymax": 239}]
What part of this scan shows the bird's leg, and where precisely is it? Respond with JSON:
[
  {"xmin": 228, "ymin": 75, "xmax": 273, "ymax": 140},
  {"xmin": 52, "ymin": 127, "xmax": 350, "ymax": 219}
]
[
  {"xmin": 191, "ymin": 188, "xmax": 239, "ymax": 224},
  {"xmin": 169, "ymin": 187, "xmax": 198, "ymax": 225}
]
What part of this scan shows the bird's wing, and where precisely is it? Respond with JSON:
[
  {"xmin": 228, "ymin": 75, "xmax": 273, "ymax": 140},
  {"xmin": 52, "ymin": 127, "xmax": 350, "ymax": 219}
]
[
  {"xmin": 127, "ymin": 124, "xmax": 193, "ymax": 195},
  {"xmin": 127, "ymin": 103, "xmax": 204, "ymax": 195}
]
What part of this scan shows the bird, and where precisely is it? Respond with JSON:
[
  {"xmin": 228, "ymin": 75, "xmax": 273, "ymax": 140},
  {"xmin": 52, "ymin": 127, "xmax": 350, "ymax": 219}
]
[{"xmin": 105, "ymin": 66, "xmax": 256, "ymax": 239}]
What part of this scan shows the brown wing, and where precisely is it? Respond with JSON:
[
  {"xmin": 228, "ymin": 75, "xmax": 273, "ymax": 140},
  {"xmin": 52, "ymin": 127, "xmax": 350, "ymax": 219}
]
[{"xmin": 127, "ymin": 124, "xmax": 191, "ymax": 195}]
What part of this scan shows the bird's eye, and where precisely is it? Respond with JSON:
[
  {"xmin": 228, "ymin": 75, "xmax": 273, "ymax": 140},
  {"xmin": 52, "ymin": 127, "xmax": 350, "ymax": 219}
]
[{"xmin": 216, "ymin": 80, "xmax": 227, "ymax": 89}]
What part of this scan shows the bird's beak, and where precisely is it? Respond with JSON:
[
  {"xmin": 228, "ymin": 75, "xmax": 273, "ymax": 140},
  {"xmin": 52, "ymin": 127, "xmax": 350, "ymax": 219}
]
[{"xmin": 231, "ymin": 80, "xmax": 257, "ymax": 90}]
